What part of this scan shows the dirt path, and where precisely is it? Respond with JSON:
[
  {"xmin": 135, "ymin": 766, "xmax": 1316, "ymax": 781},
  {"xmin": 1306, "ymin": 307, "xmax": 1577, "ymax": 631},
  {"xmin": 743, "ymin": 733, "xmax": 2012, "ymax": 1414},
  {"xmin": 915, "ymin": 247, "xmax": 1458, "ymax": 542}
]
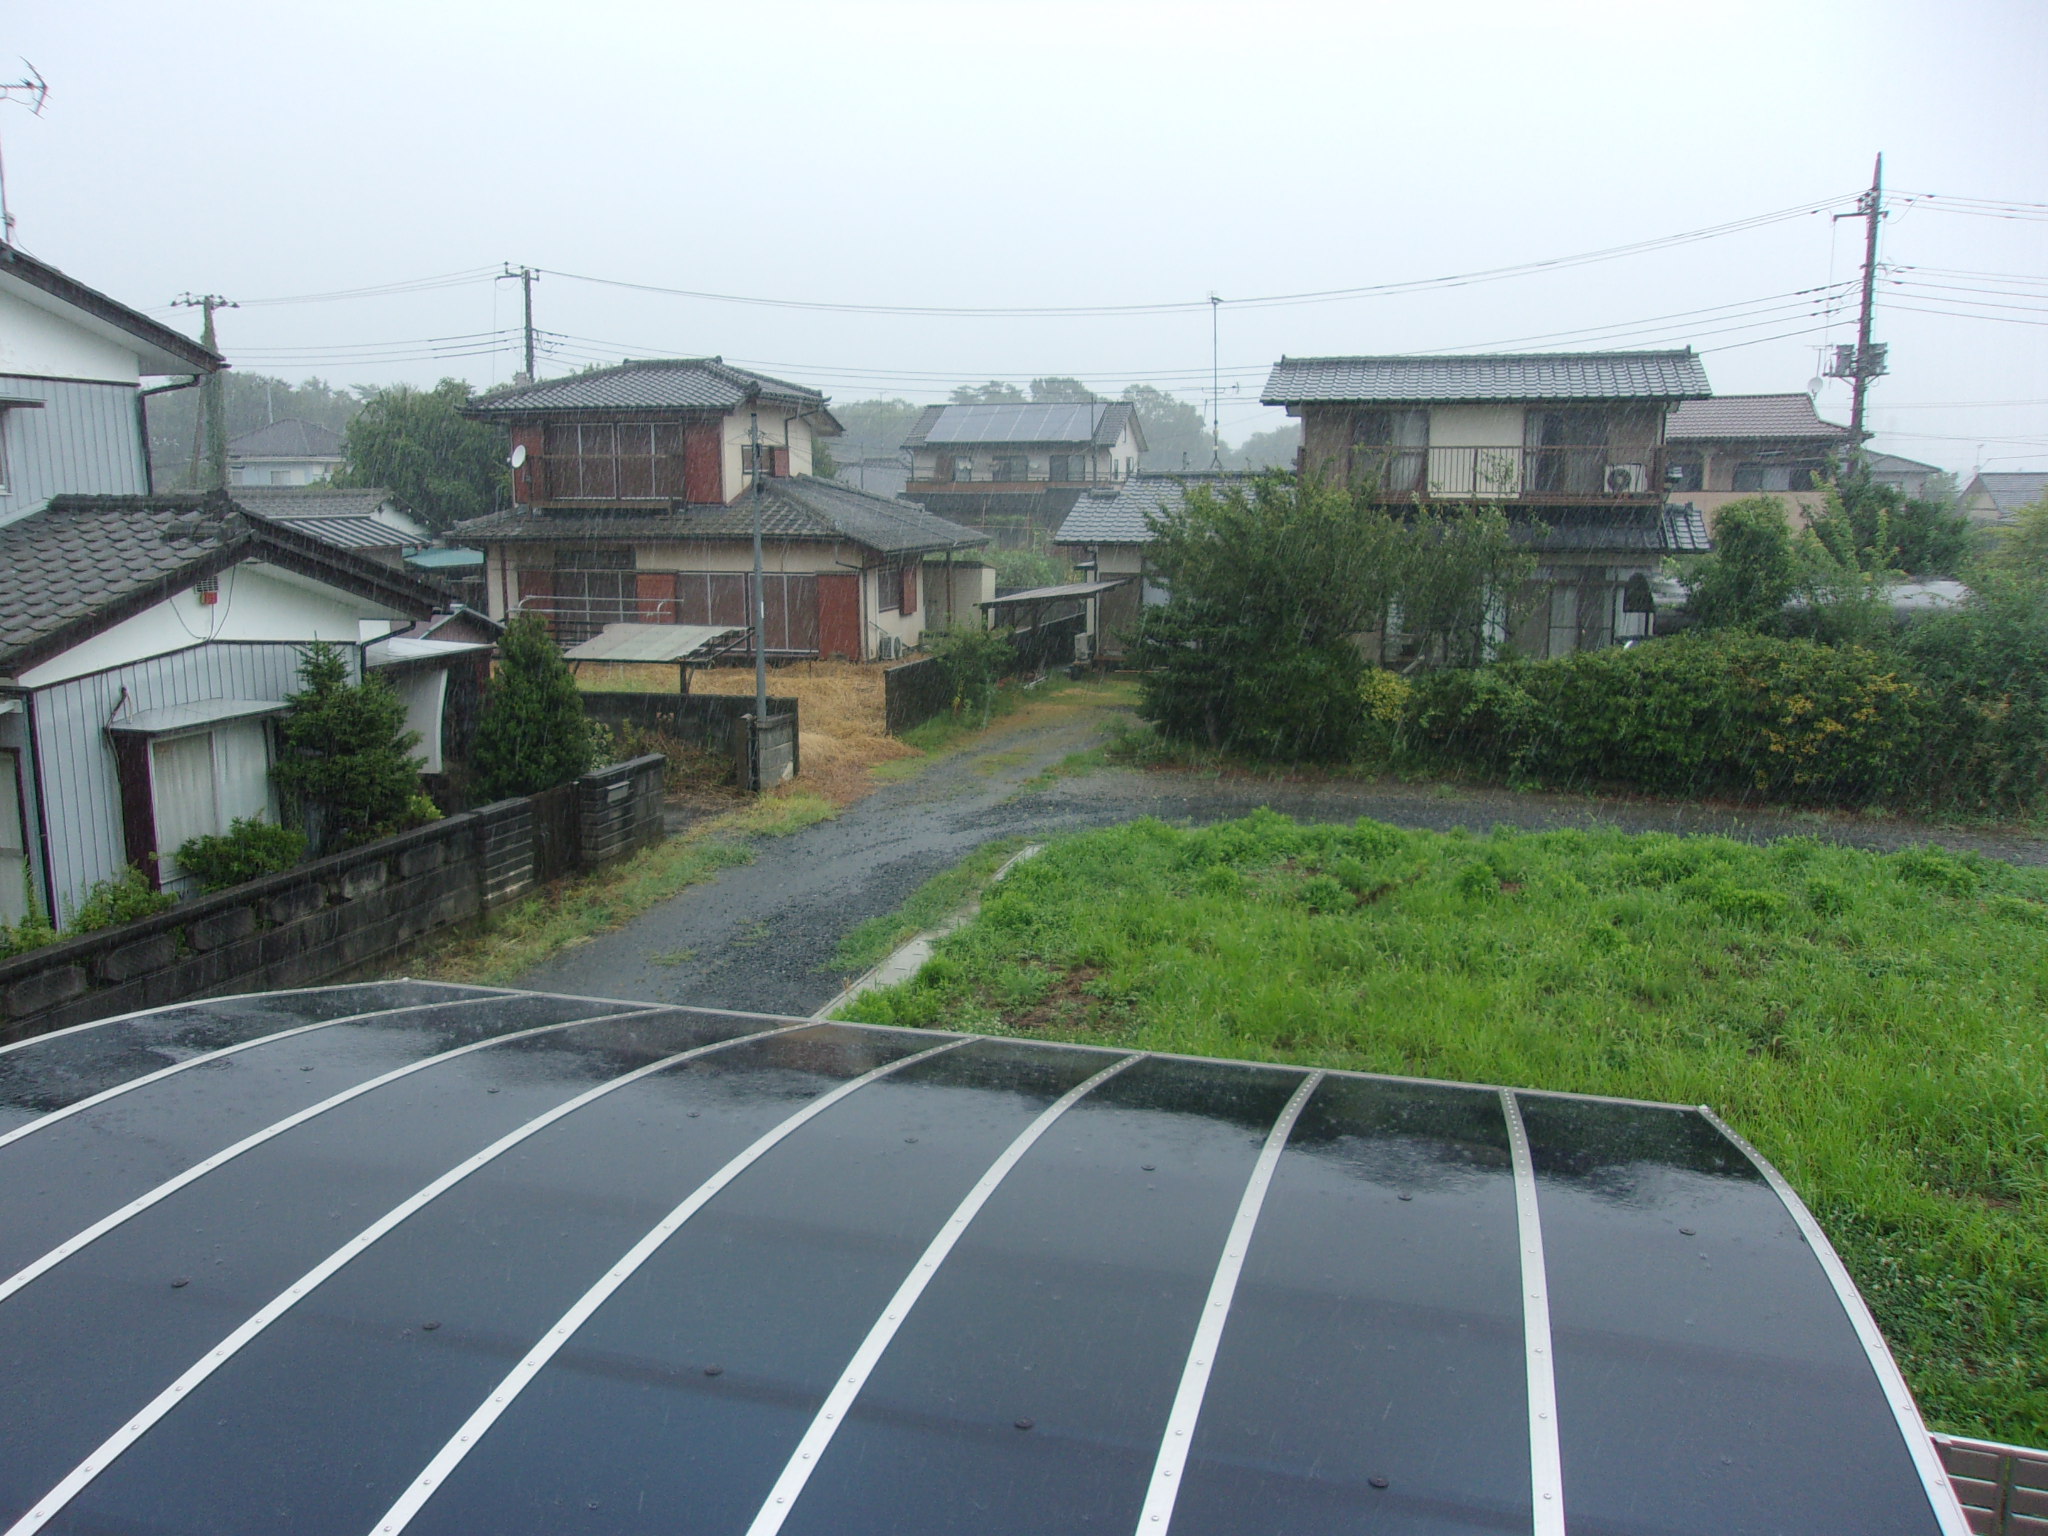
[{"xmin": 508, "ymin": 687, "xmax": 2048, "ymax": 1019}]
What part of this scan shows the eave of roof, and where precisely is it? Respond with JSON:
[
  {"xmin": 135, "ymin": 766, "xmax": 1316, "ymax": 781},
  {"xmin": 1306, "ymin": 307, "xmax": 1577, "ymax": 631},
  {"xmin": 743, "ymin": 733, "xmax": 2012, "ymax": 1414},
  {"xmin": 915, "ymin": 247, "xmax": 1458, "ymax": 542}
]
[
  {"xmin": 1261, "ymin": 350, "xmax": 1711, "ymax": 405},
  {"xmin": 463, "ymin": 358, "xmax": 833, "ymax": 419},
  {"xmin": 0, "ymin": 244, "xmax": 223, "ymax": 376}
]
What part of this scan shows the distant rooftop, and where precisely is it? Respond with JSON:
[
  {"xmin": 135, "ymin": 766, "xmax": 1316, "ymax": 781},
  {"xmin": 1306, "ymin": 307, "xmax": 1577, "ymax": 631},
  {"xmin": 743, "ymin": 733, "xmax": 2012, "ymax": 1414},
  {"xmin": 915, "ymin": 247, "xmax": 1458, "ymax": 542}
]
[
  {"xmin": 1054, "ymin": 472, "xmax": 1254, "ymax": 544},
  {"xmin": 1262, "ymin": 351, "xmax": 1711, "ymax": 405},
  {"xmin": 903, "ymin": 401, "xmax": 1143, "ymax": 450},
  {"xmin": 1666, "ymin": 393, "xmax": 1852, "ymax": 442},
  {"xmin": 228, "ymin": 418, "xmax": 345, "ymax": 458},
  {"xmin": 1966, "ymin": 470, "xmax": 2048, "ymax": 517},
  {"xmin": 466, "ymin": 359, "xmax": 839, "ymax": 424}
]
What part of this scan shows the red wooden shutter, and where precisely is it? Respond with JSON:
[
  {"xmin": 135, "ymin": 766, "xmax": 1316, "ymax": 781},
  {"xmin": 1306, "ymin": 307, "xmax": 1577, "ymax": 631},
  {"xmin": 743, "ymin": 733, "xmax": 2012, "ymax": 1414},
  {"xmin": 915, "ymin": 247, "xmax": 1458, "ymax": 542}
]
[
  {"xmin": 900, "ymin": 560, "xmax": 918, "ymax": 617},
  {"xmin": 636, "ymin": 571, "xmax": 678, "ymax": 622},
  {"xmin": 684, "ymin": 423, "xmax": 723, "ymax": 503},
  {"xmin": 516, "ymin": 569, "xmax": 555, "ymax": 634}
]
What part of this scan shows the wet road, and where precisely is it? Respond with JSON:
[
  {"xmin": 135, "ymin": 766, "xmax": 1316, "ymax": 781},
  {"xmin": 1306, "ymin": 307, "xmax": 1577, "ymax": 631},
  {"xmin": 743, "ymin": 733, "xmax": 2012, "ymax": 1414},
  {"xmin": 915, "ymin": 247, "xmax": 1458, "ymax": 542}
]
[{"xmin": 509, "ymin": 695, "xmax": 2048, "ymax": 1019}]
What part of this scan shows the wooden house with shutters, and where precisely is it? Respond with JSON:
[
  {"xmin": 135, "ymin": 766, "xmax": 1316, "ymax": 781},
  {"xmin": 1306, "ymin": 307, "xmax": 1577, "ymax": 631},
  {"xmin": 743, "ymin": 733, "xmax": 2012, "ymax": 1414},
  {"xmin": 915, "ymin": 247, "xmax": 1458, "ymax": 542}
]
[{"xmin": 455, "ymin": 360, "xmax": 991, "ymax": 661}]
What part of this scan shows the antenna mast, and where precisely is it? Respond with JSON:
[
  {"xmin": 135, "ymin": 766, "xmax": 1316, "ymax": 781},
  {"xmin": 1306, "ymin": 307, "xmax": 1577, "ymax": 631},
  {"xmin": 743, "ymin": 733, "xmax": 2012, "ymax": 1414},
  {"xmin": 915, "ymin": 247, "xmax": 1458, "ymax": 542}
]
[
  {"xmin": 1827, "ymin": 154, "xmax": 1888, "ymax": 460},
  {"xmin": 0, "ymin": 62, "xmax": 50, "ymax": 244},
  {"xmin": 1208, "ymin": 294, "xmax": 1223, "ymax": 469}
]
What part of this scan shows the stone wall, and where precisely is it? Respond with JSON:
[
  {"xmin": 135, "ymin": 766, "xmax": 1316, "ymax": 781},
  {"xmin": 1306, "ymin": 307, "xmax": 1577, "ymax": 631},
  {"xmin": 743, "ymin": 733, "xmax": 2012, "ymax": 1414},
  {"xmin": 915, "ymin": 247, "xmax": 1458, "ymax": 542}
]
[{"xmin": 0, "ymin": 754, "xmax": 668, "ymax": 1046}]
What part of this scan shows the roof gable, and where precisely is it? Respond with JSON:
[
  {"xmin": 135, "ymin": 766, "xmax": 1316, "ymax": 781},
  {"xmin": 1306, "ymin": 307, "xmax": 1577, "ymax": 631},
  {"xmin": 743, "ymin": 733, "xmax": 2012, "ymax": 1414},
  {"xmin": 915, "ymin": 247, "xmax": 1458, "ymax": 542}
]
[
  {"xmin": 0, "ymin": 492, "xmax": 445, "ymax": 673},
  {"xmin": 1967, "ymin": 470, "xmax": 2048, "ymax": 514},
  {"xmin": 0, "ymin": 244, "xmax": 223, "ymax": 377},
  {"xmin": 1054, "ymin": 472, "xmax": 1254, "ymax": 544},
  {"xmin": 1262, "ymin": 351, "xmax": 1711, "ymax": 405}
]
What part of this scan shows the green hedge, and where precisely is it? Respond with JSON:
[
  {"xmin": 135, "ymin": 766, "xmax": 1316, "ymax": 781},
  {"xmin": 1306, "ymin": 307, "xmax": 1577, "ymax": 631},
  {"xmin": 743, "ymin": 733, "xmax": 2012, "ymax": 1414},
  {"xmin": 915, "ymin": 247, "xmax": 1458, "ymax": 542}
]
[{"xmin": 1397, "ymin": 630, "xmax": 2040, "ymax": 812}]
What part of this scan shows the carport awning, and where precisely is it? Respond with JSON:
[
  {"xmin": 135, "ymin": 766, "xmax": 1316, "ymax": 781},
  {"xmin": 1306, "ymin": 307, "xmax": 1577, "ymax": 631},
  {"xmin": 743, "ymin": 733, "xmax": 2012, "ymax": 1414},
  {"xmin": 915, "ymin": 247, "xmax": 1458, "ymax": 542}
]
[
  {"xmin": 979, "ymin": 579, "xmax": 1130, "ymax": 610},
  {"xmin": 562, "ymin": 623, "xmax": 749, "ymax": 664}
]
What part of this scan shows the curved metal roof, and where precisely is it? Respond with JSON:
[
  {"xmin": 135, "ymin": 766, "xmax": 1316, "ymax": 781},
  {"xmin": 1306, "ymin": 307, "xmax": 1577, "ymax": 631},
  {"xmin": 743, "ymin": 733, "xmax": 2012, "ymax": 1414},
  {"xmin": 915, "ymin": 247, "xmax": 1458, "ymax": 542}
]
[{"xmin": 0, "ymin": 983, "xmax": 1964, "ymax": 1536}]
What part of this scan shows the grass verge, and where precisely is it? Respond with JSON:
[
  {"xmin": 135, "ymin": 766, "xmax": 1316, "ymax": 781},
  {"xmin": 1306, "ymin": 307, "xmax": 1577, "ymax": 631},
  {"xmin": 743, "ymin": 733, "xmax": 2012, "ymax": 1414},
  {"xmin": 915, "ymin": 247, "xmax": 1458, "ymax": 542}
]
[
  {"xmin": 840, "ymin": 810, "xmax": 2048, "ymax": 1445},
  {"xmin": 831, "ymin": 837, "xmax": 1032, "ymax": 974},
  {"xmin": 407, "ymin": 788, "xmax": 837, "ymax": 987},
  {"xmin": 877, "ymin": 674, "xmax": 1141, "ymax": 783}
]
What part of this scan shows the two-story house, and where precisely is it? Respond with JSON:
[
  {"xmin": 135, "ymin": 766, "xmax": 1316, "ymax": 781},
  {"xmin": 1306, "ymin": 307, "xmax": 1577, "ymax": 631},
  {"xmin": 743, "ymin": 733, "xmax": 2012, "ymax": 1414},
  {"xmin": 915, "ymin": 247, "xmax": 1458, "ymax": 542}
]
[
  {"xmin": 900, "ymin": 401, "xmax": 1146, "ymax": 548},
  {"xmin": 1264, "ymin": 351, "xmax": 1713, "ymax": 657},
  {"xmin": 454, "ymin": 359, "xmax": 991, "ymax": 661},
  {"xmin": 0, "ymin": 242, "xmax": 224, "ymax": 525},
  {"xmin": 1662, "ymin": 393, "xmax": 1856, "ymax": 527},
  {"xmin": 227, "ymin": 418, "xmax": 344, "ymax": 486}
]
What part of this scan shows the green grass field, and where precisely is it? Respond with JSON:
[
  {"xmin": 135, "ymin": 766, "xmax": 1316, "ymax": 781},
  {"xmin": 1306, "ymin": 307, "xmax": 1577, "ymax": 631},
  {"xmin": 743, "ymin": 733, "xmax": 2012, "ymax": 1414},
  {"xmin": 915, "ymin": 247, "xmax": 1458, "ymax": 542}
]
[{"xmin": 840, "ymin": 810, "xmax": 2048, "ymax": 1444}]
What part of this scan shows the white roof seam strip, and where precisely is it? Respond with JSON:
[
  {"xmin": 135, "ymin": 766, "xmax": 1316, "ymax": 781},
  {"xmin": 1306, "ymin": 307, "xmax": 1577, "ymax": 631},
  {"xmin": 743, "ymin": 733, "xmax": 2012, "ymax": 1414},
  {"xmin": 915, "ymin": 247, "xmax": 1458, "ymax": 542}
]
[
  {"xmin": 0, "ymin": 1007, "xmax": 677, "ymax": 1308},
  {"xmin": 745, "ymin": 1051, "xmax": 1146, "ymax": 1536},
  {"xmin": 1501, "ymin": 1089, "xmax": 1566, "ymax": 1536},
  {"xmin": 1695, "ymin": 1106, "xmax": 1971, "ymax": 1535},
  {"xmin": 0, "ymin": 1017, "xmax": 817, "ymax": 1536},
  {"xmin": 0, "ymin": 982, "xmax": 516, "ymax": 1059},
  {"xmin": 364, "ymin": 1034, "xmax": 972, "ymax": 1536},
  {"xmin": 0, "ymin": 992, "xmax": 522, "ymax": 1152},
  {"xmin": 1131, "ymin": 1069, "xmax": 1323, "ymax": 1535}
]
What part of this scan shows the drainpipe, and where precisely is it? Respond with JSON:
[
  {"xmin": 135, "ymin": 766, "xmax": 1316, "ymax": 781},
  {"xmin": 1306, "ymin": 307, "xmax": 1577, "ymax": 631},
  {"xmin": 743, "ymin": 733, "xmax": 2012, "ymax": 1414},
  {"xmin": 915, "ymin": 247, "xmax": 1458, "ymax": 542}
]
[{"xmin": 2, "ymin": 684, "xmax": 59, "ymax": 925}]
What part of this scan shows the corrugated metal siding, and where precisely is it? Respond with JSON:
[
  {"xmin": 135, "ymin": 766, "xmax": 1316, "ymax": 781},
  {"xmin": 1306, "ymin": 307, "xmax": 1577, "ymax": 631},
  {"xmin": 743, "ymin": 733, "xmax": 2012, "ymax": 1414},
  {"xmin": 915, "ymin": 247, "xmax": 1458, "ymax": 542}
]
[
  {"xmin": 0, "ymin": 374, "xmax": 150, "ymax": 525},
  {"xmin": 30, "ymin": 641, "xmax": 347, "ymax": 925}
]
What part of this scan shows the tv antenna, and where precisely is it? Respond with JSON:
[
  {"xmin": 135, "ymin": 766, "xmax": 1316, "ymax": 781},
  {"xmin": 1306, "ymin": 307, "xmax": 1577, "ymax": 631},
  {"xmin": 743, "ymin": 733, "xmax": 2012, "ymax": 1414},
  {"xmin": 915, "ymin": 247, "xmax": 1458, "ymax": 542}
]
[
  {"xmin": 1208, "ymin": 293, "xmax": 1224, "ymax": 470},
  {"xmin": 0, "ymin": 61, "xmax": 50, "ymax": 245}
]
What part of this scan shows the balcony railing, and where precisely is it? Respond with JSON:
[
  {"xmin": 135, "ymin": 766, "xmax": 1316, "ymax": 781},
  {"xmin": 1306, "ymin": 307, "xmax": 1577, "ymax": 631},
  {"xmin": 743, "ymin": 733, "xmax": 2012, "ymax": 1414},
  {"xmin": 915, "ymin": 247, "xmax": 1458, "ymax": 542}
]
[
  {"xmin": 1351, "ymin": 445, "xmax": 1666, "ymax": 502},
  {"xmin": 910, "ymin": 467, "xmax": 1124, "ymax": 487}
]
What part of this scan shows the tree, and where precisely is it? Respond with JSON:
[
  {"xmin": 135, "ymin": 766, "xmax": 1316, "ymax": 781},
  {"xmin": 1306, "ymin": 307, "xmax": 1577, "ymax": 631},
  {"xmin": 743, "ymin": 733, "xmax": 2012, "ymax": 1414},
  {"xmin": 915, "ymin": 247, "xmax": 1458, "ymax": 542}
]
[
  {"xmin": 1231, "ymin": 424, "xmax": 1301, "ymax": 470},
  {"xmin": 272, "ymin": 643, "xmax": 430, "ymax": 852},
  {"xmin": 145, "ymin": 372, "xmax": 364, "ymax": 490},
  {"xmin": 469, "ymin": 612, "xmax": 601, "ymax": 800},
  {"xmin": 950, "ymin": 381, "xmax": 1026, "ymax": 404},
  {"xmin": 1029, "ymin": 377, "xmax": 1100, "ymax": 403},
  {"xmin": 832, "ymin": 397, "xmax": 924, "ymax": 448},
  {"xmin": 1398, "ymin": 506, "xmax": 1535, "ymax": 667},
  {"xmin": 1679, "ymin": 497, "xmax": 1802, "ymax": 629},
  {"xmin": 1120, "ymin": 384, "xmax": 1212, "ymax": 470},
  {"xmin": 1131, "ymin": 474, "xmax": 1408, "ymax": 760},
  {"xmin": 1807, "ymin": 472, "xmax": 1970, "ymax": 577},
  {"xmin": 334, "ymin": 379, "xmax": 510, "ymax": 533}
]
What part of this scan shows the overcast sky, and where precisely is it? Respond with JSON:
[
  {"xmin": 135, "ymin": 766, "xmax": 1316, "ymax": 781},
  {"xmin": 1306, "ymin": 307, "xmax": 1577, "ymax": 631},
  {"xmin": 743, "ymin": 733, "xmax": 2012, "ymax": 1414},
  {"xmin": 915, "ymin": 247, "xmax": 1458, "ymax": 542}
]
[{"xmin": 8, "ymin": 0, "xmax": 2044, "ymax": 468}]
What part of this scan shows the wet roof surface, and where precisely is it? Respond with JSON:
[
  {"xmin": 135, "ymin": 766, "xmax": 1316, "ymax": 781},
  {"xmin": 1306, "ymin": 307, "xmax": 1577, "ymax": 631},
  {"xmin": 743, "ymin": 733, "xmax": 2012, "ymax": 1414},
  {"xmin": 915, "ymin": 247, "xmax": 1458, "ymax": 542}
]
[{"xmin": 0, "ymin": 983, "xmax": 1961, "ymax": 1535}]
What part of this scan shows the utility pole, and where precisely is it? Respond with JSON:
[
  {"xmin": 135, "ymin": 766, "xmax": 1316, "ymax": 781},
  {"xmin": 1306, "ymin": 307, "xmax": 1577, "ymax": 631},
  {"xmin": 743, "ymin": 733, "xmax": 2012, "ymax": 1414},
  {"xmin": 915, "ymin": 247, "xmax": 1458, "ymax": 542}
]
[
  {"xmin": 1828, "ymin": 154, "xmax": 1888, "ymax": 459},
  {"xmin": 1208, "ymin": 293, "xmax": 1223, "ymax": 469},
  {"xmin": 749, "ymin": 412, "xmax": 768, "ymax": 722},
  {"xmin": 173, "ymin": 293, "xmax": 236, "ymax": 489},
  {"xmin": 499, "ymin": 265, "xmax": 538, "ymax": 382}
]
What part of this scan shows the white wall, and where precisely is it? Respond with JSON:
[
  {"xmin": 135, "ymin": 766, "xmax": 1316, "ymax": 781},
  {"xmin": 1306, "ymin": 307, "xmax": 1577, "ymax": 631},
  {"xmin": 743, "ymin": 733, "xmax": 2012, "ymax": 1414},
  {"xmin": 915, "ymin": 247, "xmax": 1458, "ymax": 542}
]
[
  {"xmin": 0, "ymin": 286, "xmax": 144, "ymax": 385},
  {"xmin": 17, "ymin": 562, "xmax": 407, "ymax": 687},
  {"xmin": 720, "ymin": 404, "xmax": 817, "ymax": 499},
  {"xmin": 1429, "ymin": 405, "xmax": 1525, "ymax": 447}
]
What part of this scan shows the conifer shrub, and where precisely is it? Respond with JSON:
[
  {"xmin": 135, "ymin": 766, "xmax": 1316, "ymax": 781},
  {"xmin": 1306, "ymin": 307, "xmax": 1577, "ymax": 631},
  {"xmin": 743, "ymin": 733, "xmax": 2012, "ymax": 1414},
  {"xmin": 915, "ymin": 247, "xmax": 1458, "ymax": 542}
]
[
  {"xmin": 272, "ymin": 642, "xmax": 432, "ymax": 852},
  {"xmin": 469, "ymin": 612, "xmax": 603, "ymax": 801}
]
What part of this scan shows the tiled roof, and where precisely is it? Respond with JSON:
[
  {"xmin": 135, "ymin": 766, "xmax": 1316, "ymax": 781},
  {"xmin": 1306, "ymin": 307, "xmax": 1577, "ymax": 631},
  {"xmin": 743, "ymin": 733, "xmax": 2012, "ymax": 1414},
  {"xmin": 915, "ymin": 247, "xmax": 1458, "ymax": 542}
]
[
  {"xmin": 451, "ymin": 475, "xmax": 988, "ymax": 557},
  {"xmin": 1967, "ymin": 471, "xmax": 2048, "ymax": 516},
  {"xmin": 1864, "ymin": 451, "xmax": 1942, "ymax": 476},
  {"xmin": 465, "ymin": 358, "xmax": 833, "ymax": 416},
  {"xmin": 227, "ymin": 418, "xmax": 345, "ymax": 458},
  {"xmin": 903, "ymin": 401, "xmax": 1140, "ymax": 449},
  {"xmin": 225, "ymin": 486, "xmax": 397, "ymax": 519},
  {"xmin": 269, "ymin": 515, "xmax": 412, "ymax": 550},
  {"xmin": 0, "ymin": 493, "xmax": 444, "ymax": 672},
  {"xmin": 1054, "ymin": 473, "xmax": 1254, "ymax": 544},
  {"xmin": 1055, "ymin": 476, "xmax": 1709, "ymax": 557},
  {"xmin": 1666, "ymin": 394, "xmax": 1852, "ymax": 442},
  {"xmin": 1262, "ymin": 351, "xmax": 1711, "ymax": 404}
]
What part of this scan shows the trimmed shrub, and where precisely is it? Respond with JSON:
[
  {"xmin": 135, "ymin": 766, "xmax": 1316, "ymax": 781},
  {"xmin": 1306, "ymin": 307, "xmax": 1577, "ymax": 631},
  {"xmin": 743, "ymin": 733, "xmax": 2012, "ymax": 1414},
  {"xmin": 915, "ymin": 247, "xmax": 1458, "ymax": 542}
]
[
  {"xmin": 174, "ymin": 817, "xmax": 308, "ymax": 893},
  {"xmin": 470, "ymin": 612, "xmax": 602, "ymax": 801},
  {"xmin": 69, "ymin": 867, "xmax": 176, "ymax": 933}
]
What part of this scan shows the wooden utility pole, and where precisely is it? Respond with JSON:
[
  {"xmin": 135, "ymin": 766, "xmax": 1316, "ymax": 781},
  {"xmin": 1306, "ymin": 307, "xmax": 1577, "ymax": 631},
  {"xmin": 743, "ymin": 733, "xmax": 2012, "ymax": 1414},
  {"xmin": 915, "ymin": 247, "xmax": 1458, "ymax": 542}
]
[
  {"xmin": 173, "ymin": 293, "xmax": 236, "ymax": 489},
  {"xmin": 1830, "ymin": 154, "xmax": 1888, "ymax": 458},
  {"xmin": 500, "ymin": 265, "xmax": 538, "ymax": 382}
]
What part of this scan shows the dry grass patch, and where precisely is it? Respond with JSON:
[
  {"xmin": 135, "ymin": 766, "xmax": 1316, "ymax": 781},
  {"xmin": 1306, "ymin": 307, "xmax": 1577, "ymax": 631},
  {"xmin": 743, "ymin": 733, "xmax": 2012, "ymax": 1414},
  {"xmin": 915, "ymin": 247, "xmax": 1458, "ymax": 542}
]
[{"xmin": 578, "ymin": 660, "xmax": 915, "ymax": 804}]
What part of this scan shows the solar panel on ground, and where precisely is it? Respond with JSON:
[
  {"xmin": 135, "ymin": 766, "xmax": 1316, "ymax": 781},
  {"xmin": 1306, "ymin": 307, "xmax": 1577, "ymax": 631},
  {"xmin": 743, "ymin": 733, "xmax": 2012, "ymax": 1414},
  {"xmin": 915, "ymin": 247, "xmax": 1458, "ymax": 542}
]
[
  {"xmin": 0, "ymin": 986, "xmax": 1970, "ymax": 1535},
  {"xmin": 561, "ymin": 623, "xmax": 749, "ymax": 665}
]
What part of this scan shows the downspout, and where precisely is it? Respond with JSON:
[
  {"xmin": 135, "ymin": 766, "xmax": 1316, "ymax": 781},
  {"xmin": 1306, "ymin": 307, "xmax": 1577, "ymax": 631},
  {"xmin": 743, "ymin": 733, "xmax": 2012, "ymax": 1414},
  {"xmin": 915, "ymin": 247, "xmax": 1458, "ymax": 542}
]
[{"xmin": 138, "ymin": 376, "xmax": 203, "ymax": 496}]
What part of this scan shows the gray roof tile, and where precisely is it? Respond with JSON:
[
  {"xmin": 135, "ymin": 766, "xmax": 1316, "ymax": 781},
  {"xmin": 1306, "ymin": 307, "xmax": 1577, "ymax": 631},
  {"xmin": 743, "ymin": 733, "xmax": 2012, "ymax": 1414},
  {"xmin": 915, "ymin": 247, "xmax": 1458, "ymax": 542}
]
[
  {"xmin": 904, "ymin": 401, "xmax": 1139, "ymax": 449},
  {"xmin": 451, "ymin": 475, "xmax": 988, "ymax": 557},
  {"xmin": 1262, "ymin": 351, "xmax": 1711, "ymax": 404},
  {"xmin": 227, "ymin": 418, "xmax": 345, "ymax": 458},
  {"xmin": 1054, "ymin": 473, "xmax": 1253, "ymax": 544},
  {"xmin": 466, "ymin": 358, "xmax": 830, "ymax": 415},
  {"xmin": 0, "ymin": 492, "xmax": 444, "ymax": 671},
  {"xmin": 1968, "ymin": 471, "xmax": 2048, "ymax": 516},
  {"xmin": 225, "ymin": 486, "xmax": 397, "ymax": 519},
  {"xmin": 1666, "ymin": 394, "xmax": 1851, "ymax": 442}
]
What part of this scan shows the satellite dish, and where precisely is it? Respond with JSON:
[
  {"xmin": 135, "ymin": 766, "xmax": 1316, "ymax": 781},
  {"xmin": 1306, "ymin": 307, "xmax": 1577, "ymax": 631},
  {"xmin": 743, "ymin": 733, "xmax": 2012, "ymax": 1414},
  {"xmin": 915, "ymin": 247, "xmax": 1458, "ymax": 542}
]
[
  {"xmin": 510, "ymin": 444, "xmax": 528, "ymax": 468},
  {"xmin": 1806, "ymin": 379, "xmax": 1823, "ymax": 398}
]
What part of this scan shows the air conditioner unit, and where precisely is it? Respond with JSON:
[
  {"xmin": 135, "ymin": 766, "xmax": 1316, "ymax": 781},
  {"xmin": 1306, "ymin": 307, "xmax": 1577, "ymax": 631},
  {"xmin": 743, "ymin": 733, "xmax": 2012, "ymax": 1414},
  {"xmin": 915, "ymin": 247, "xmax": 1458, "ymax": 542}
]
[
  {"xmin": 875, "ymin": 634, "xmax": 903, "ymax": 661},
  {"xmin": 1605, "ymin": 463, "xmax": 1649, "ymax": 494}
]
